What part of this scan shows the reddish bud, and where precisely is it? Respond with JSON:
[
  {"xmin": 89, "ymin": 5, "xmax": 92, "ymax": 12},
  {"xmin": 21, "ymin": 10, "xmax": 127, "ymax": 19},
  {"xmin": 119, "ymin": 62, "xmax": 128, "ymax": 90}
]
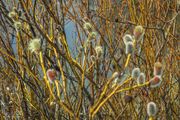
[
  {"xmin": 124, "ymin": 95, "xmax": 133, "ymax": 103},
  {"xmin": 150, "ymin": 76, "xmax": 162, "ymax": 88},
  {"xmin": 46, "ymin": 69, "xmax": 57, "ymax": 83}
]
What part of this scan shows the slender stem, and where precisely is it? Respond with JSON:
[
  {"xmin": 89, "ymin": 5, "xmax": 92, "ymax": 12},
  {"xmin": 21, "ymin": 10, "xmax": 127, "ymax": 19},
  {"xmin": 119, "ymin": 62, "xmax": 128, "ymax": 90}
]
[
  {"xmin": 39, "ymin": 51, "xmax": 55, "ymax": 99},
  {"xmin": 124, "ymin": 54, "xmax": 131, "ymax": 68}
]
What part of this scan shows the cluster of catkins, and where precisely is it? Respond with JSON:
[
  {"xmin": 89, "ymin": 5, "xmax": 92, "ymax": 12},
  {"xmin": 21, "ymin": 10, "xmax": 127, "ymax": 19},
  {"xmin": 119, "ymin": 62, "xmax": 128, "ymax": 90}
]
[
  {"xmin": 26, "ymin": 20, "xmax": 103, "ymax": 84},
  {"xmin": 8, "ymin": 8, "xmax": 22, "ymax": 31},
  {"xmin": 83, "ymin": 22, "xmax": 97, "ymax": 40},
  {"xmin": 123, "ymin": 25, "xmax": 145, "ymax": 54},
  {"xmin": 123, "ymin": 26, "xmax": 162, "ymax": 119},
  {"xmin": 83, "ymin": 21, "xmax": 103, "ymax": 60},
  {"xmin": 28, "ymin": 37, "xmax": 58, "ymax": 84},
  {"xmin": 131, "ymin": 61, "xmax": 163, "ymax": 88},
  {"xmin": 131, "ymin": 67, "xmax": 145, "ymax": 85},
  {"xmin": 131, "ymin": 62, "xmax": 162, "ymax": 120},
  {"xmin": 131, "ymin": 62, "xmax": 163, "ymax": 119},
  {"xmin": 28, "ymin": 38, "xmax": 58, "ymax": 84},
  {"xmin": 8, "ymin": 8, "xmax": 58, "ymax": 84}
]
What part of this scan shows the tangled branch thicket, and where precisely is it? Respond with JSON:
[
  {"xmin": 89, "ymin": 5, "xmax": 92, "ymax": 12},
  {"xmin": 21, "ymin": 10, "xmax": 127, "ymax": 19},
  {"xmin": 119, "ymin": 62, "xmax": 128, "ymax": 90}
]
[{"xmin": 0, "ymin": 0, "xmax": 179, "ymax": 120}]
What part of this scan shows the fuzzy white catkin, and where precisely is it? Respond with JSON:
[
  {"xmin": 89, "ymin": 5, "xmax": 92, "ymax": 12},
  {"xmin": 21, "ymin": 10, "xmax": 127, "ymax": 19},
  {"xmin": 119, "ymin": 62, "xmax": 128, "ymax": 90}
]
[
  {"xmin": 8, "ymin": 11, "xmax": 16, "ymax": 18},
  {"xmin": 147, "ymin": 102, "xmax": 157, "ymax": 117},
  {"xmin": 95, "ymin": 46, "xmax": 103, "ymax": 58},
  {"xmin": 83, "ymin": 22, "xmax": 92, "ymax": 31},
  {"xmin": 112, "ymin": 72, "xmax": 119, "ymax": 87},
  {"xmin": 123, "ymin": 34, "xmax": 133, "ymax": 44},
  {"xmin": 137, "ymin": 73, "xmax": 145, "ymax": 85},
  {"xmin": 89, "ymin": 32, "xmax": 97, "ymax": 39},
  {"xmin": 112, "ymin": 72, "xmax": 119, "ymax": 79},
  {"xmin": 14, "ymin": 21, "xmax": 21, "ymax": 31},
  {"xmin": 125, "ymin": 42, "xmax": 134, "ymax": 54},
  {"xmin": 112, "ymin": 77, "xmax": 119, "ymax": 87},
  {"xmin": 6, "ymin": 87, "xmax": 10, "ymax": 91},
  {"xmin": 28, "ymin": 38, "xmax": 41, "ymax": 53},
  {"xmin": 131, "ymin": 68, "xmax": 140, "ymax": 79}
]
